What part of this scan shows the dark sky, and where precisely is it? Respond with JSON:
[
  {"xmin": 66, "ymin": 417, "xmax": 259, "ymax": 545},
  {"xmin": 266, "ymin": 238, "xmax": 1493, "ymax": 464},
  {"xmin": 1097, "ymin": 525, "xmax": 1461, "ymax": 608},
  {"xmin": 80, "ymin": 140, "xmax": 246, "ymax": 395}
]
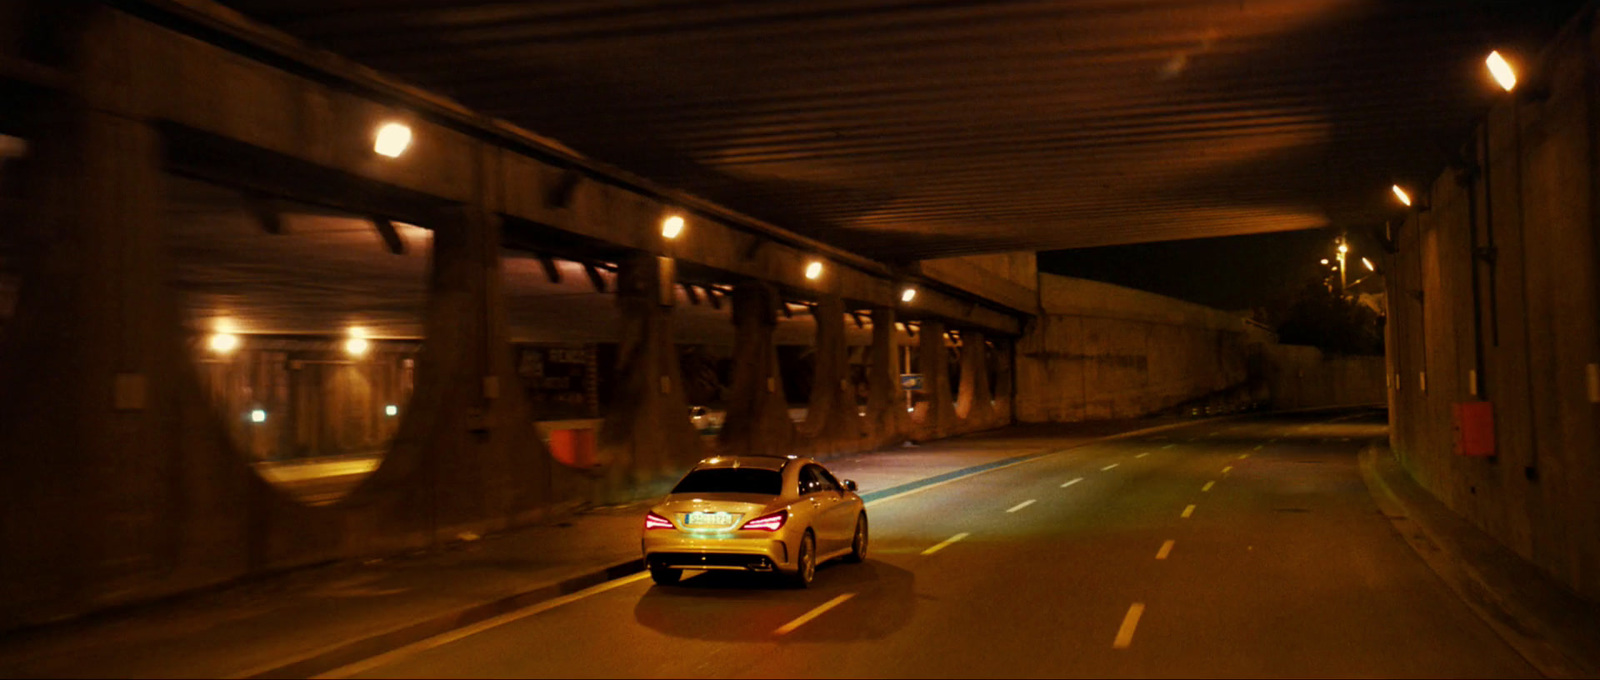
[{"xmin": 1038, "ymin": 227, "xmax": 1386, "ymax": 312}]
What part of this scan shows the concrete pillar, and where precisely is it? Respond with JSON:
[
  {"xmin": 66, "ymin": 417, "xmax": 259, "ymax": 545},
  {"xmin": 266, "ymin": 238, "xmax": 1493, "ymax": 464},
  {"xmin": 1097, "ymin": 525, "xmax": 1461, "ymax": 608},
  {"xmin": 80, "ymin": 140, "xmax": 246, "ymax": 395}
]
[
  {"xmin": 992, "ymin": 338, "xmax": 1015, "ymax": 423},
  {"xmin": 915, "ymin": 319, "xmax": 958, "ymax": 439},
  {"xmin": 955, "ymin": 330, "xmax": 997, "ymax": 429},
  {"xmin": 799, "ymin": 294, "xmax": 863, "ymax": 456},
  {"xmin": 595, "ymin": 254, "xmax": 704, "ymax": 499},
  {"xmin": 865, "ymin": 307, "xmax": 904, "ymax": 445},
  {"xmin": 718, "ymin": 281, "xmax": 794, "ymax": 456}
]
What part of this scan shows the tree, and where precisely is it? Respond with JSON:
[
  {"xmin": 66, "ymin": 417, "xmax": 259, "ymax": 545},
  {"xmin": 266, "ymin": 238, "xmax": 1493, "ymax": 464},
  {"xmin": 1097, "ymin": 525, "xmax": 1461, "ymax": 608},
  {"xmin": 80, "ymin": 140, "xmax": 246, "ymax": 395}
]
[{"xmin": 1266, "ymin": 280, "xmax": 1384, "ymax": 355}]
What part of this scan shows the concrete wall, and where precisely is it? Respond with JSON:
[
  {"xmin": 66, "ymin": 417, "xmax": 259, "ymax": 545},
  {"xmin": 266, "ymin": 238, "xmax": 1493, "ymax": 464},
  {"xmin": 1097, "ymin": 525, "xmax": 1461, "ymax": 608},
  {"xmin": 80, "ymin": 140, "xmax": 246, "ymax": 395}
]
[
  {"xmin": 1384, "ymin": 7, "xmax": 1600, "ymax": 602},
  {"xmin": 1018, "ymin": 273, "xmax": 1384, "ymax": 422}
]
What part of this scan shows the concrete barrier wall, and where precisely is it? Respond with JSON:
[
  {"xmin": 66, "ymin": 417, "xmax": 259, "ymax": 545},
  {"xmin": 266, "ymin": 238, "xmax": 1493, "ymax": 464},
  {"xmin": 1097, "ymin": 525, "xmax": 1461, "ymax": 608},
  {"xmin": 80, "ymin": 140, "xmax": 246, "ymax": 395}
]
[
  {"xmin": 1383, "ymin": 7, "xmax": 1600, "ymax": 602},
  {"xmin": 1018, "ymin": 274, "xmax": 1384, "ymax": 422}
]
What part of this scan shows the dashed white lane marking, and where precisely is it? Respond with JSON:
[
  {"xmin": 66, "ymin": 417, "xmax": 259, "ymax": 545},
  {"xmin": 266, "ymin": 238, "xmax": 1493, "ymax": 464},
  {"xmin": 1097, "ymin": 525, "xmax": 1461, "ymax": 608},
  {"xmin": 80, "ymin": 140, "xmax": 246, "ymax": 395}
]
[
  {"xmin": 1156, "ymin": 540, "xmax": 1175, "ymax": 560},
  {"xmin": 775, "ymin": 593, "xmax": 856, "ymax": 636},
  {"xmin": 1061, "ymin": 477, "xmax": 1084, "ymax": 488},
  {"xmin": 1113, "ymin": 603, "xmax": 1146, "ymax": 649},
  {"xmin": 313, "ymin": 571, "xmax": 653, "ymax": 678},
  {"xmin": 1006, "ymin": 499, "xmax": 1037, "ymax": 513},
  {"xmin": 1135, "ymin": 452, "xmax": 1150, "ymax": 459},
  {"xmin": 1181, "ymin": 504, "xmax": 1196, "ymax": 518},
  {"xmin": 1221, "ymin": 465, "xmax": 1233, "ymax": 474},
  {"xmin": 1253, "ymin": 444, "xmax": 1264, "ymax": 451},
  {"xmin": 1202, "ymin": 481, "xmax": 1215, "ymax": 492},
  {"xmin": 1238, "ymin": 453, "xmax": 1250, "ymax": 460},
  {"xmin": 1101, "ymin": 463, "xmax": 1120, "ymax": 471},
  {"xmin": 921, "ymin": 532, "xmax": 971, "ymax": 556},
  {"xmin": 1161, "ymin": 444, "xmax": 1176, "ymax": 450}
]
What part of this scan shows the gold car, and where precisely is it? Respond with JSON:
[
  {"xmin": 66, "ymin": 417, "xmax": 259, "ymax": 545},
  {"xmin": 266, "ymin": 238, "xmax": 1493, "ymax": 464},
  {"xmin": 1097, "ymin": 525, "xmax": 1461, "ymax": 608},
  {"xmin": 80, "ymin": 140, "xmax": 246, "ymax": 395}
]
[{"xmin": 641, "ymin": 455, "xmax": 868, "ymax": 588}]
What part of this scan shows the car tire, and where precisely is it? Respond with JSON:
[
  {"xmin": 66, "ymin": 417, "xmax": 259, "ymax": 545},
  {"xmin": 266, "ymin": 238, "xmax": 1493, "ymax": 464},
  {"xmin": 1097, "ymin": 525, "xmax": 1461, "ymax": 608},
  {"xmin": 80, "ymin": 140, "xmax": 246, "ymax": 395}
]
[
  {"xmin": 787, "ymin": 532, "xmax": 816, "ymax": 589},
  {"xmin": 650, "ymin": 566, "xmax": 682, "ymax": 585},
  {"xmin": 844, "ymin": 513, "xmax": 868, "ymax": 563}
]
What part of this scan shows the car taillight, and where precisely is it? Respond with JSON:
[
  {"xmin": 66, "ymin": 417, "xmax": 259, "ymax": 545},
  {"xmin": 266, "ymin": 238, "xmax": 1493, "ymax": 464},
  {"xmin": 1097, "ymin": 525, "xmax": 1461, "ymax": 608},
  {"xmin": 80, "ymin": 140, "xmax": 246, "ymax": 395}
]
[
  {"xmin": 644, "ymin": 512, "xmax": 674, "ymax": 530},
  {"xmin": 740, "ymin": 509, "xmax": 787, "ymax": 531}
]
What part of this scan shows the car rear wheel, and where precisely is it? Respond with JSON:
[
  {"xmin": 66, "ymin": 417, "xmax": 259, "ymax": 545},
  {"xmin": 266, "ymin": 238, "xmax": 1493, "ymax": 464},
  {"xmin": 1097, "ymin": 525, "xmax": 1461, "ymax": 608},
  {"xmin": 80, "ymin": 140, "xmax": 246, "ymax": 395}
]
[
  {"xmin": 787, "ymin": 532, "xmax": 816, "ymax": 588},
  {"xmin": 649, "ymin": 566, "xmax": 682, "ymax": 585},
  {"xmin": 845, "ymin": 513, "xmax": 868, "ymax": 563}
]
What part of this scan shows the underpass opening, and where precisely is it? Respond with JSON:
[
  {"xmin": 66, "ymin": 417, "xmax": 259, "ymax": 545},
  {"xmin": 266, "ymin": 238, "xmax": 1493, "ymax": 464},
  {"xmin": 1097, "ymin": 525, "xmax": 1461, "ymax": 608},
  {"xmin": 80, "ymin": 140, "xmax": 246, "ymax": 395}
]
[{"xmin": 167, "ymin": 177, "xmax": 428, "ymax": 506}]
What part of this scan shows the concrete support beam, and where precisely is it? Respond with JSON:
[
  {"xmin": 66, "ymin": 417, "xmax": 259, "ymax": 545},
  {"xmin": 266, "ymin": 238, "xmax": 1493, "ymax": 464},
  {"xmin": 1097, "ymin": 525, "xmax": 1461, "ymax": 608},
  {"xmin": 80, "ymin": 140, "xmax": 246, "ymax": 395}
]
[
  {"xmin": 914, "ymin": 319, "xmax": 959, "ymax": 439},
  {"xmin": 956, "ymin": 330, "xmax": 997, "ymax": 427},
  {"xmin": 799, "ymin": 295, "xmax": 864, "ymax": 456},
  {"xmin": 595, "ymin": 255, "xmax": 704, "ymax": 500},
  {"xmin": 865, "ymin": 307, "xmax": 905, "ymax": 446},
  {"xmin": 718, "ymin": 281, "xmax": 794, "ymax": 457}
]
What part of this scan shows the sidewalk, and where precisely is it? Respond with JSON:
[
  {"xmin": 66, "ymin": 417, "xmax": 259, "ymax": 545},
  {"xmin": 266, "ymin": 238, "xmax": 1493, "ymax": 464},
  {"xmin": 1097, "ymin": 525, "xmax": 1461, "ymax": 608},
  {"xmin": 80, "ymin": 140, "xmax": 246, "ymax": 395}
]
[
  {"xmin": 1359, "ymin": 444, "xmax": 1600, "ymax": 679},
  {"xmin": 0, "ymin": 417, "xmax": 1192, "ymax": 680}
]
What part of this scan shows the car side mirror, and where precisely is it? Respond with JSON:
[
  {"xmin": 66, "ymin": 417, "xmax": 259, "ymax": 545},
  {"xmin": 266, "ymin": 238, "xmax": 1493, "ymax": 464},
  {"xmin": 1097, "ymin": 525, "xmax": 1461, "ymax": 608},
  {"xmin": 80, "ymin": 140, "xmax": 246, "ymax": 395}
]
[{"xmin": 842, "ymin": 479, "xmax": 858, "ymax": 492}]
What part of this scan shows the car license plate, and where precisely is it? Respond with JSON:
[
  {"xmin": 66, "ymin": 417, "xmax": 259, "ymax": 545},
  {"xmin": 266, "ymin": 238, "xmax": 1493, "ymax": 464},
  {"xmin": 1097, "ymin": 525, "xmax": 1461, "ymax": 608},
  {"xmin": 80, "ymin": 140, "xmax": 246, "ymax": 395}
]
[{"xmin": 684, "ymin": 512, "xmax": 736, "ymax": 528}]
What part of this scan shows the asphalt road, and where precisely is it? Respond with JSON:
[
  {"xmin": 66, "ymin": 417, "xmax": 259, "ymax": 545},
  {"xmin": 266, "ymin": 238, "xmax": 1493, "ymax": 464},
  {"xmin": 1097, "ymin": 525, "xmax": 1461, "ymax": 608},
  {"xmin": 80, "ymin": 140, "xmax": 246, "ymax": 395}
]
[{"xmin": 325, "ymin": 410, "xmax": 1536, "ymax": 679}]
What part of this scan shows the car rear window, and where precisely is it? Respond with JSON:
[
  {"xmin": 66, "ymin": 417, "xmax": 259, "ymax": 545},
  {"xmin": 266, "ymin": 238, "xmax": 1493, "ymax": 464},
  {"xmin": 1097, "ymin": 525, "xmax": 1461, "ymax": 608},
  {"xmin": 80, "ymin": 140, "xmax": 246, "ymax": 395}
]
[{"xmin": 671, "ymin": 468, "xmax": 783, "ymax": 496}]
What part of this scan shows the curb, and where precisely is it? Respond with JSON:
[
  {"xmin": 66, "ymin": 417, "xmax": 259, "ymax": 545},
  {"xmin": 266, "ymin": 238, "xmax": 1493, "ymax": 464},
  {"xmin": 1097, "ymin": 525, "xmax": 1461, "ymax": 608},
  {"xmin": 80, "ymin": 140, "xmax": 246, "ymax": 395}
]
[
  {"xmin": 1357, "ymin": 444, "xmax": 1600, "ymax": 679},
  {"xmin": 235, "ymin": 560, "xmax": 645, "ymax": 679},
  {"xmin": 244, "ymin": 412, "xmax": 1329, "ymax": 679}
]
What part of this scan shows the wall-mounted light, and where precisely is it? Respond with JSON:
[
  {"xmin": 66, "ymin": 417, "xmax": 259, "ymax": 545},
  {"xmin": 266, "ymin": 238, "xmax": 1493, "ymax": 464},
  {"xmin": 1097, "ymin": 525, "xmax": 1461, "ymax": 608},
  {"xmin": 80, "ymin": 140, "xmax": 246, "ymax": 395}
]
[
  {"xmin": 1362, "ymin": 257, "xmax": 1375, "ymax": 272},
  {"xmin": 374, "ymin": 122, "xmax": 413, "ymax": 158},
  {"xmin": 250, "ymin": 408, "xmax": 267, "ymax": 423},
  {"xmin": 208, "ymin": 332, "xmax": 240, "ymax": 354},
  {"xmin": 1320, "ymin": 258, "xmax": 1330, "ymax": 265},
  {"xmin": 385, "ymin": 404, "xmax": 399, "ymax": 417},
  {"xmin": 345, "ymin": 327, "xmax": 371, "ymax": 357},
  {"xmin": 805, "ymin": 260, "xmax": 824, "ymax": 281},
  {"xmin": 1391, "ymin": 185, "xmax": 1413, "ymax": 207},
  {"xmin": 661, "ymin": 214, "xmax": 685, "ymax": 240},
  {"xmin": 1486, "ymin": 51, "xmax": 1517, "ymax": 92},
  {"xmin": 901, "ymin": 287, "xmax": 917, "ymax": 303}
]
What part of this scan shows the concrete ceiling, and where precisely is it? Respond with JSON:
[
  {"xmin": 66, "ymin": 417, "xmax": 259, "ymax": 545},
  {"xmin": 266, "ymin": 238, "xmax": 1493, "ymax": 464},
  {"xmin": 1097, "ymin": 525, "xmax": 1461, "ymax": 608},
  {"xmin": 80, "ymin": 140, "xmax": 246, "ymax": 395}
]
[{"xmin": 210, "ymin": 0, "xmax": 1583, "ymax": 259}]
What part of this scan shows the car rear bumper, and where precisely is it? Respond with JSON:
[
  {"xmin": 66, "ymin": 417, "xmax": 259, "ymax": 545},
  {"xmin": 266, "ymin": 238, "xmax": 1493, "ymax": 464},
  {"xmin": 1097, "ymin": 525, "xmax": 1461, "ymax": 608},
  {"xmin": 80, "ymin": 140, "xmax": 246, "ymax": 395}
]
[{"xmin": 642, "ymin": 534, "xmax": 792, "ymax": 572}]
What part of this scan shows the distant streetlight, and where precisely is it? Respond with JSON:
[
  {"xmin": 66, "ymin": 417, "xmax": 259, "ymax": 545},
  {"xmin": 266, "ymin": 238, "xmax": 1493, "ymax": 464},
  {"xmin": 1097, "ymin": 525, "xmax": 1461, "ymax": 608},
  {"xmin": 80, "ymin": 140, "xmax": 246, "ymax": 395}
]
[
  {"xmin": 1320, "ymin": 258, "xmax": 1329, "ymax": 265},
  {"xmin": 385, "ymin": 404, "xmax": 399, "ymax": 417},
  {"xmin": 805, "ymin": 260, "xmax": 824, "ymax": 281},
  {"xmin": 374, "ymin": 122, "xmax": 413, "ymax": 158},
  {"xmin": 249, "ymin": 408, "xmax": 267, "ymax": 424},
  {"xmin": 1392, "ymin": 185, "xmax": 1413, "ymax": 207},
  {"xmin": 1362, "ymin": 257, "xmax": 1375, "ymax": 272},
  {"xmin": 1486, "ymin": 51, "xmax": 1517, "ymax": 92},
  {"xmin": 661, "ymin": 215, "xmax": 685, "ymax": 240},
  {"xmin": 901, "ymin": 287, "xmax": 917, "ymax": 303}
]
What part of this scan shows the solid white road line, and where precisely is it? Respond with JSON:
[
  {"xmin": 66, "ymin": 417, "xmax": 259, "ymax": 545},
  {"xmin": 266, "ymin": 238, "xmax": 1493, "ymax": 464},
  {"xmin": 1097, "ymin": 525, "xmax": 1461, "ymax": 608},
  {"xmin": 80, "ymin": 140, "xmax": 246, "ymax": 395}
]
[
  {"xmin": 921, "ymin": 532, "xmax": 971, "ymax": 556},
  {"xmin": 1135, "ymin": 452, "xmax": 1149, "ymax": 459},
  {"xmin": 1006, "ymin": 499, "xmax": 1037, "ymax": 513},
  {"xmin": 864, "ymin": 456, "xmax": 1036, "ymax": 508},
  {"xmin": 1060, "ymin": 477, "xmax": 1083, "ymax": 488},
  {"xmin": 314, "ymin": 572, "xmax": 653, "ymax": 678},
  {"xmin": 1202, "ymin": 481, "xmax": 1215, "ymax": 492},
  {"xmin": 1113, "ymin": 603, "xmax": 1146, "ymax": 649},
  {"xmin": 1181, "ymin": 504, "xmax": 1196, "ymax": 518},
  {"xmin": 1156, "ymin": 540, "xmax": 1175, "ymax": 560},
  {"xmin": 775, "ymin": 593, "xmax": 857, "ymax": 636},
  {"xmin": 1101, "ymin": 463, "xmax": 1120, "ymax": 471}
]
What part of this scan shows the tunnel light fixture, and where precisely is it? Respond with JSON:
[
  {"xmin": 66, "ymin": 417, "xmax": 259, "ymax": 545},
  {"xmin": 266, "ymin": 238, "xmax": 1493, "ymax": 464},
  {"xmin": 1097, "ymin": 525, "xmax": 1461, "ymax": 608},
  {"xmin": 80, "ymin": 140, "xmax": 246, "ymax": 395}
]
[
  {"xmin": 1337, "ymin": 243, "xmax": 1349, "ymax": 254},
  {"xmin": 661, "ymin": 214, "xmax": 685, "ymax": 240},
  {"xmin": 901, "ymin": 287, "xmax": 917, "ymax": 303},
  {"xmin": 385, "ymin": 404, "xmax": 399, "ymax": 417},
  {"xmin": 208, "ymin": 332, "xmax": 240, "ymax": 354},
  {"xmin": 249, "ymin": 408, "xmax": 267, "ymax": 424},
  {"xmin": 1486, "ymin": 51, "xmax": 1517, "ymax": 92},
  {"xmin": 1320, "ymin": 258, "xmax": 1330, "ymax": 265},
  {"xmin": 1362, "ymin": 257, "xmax": 1375, "ymax": 272},
  {"xmin": 373, "ymin": 122, "xmax": 413, "ymax": 158},
  {"xmin": 805, "ymin": 260, "xmax": 824, "ymax": 280},
  {"xmin": 1391, "ymin": 185, "xmax": 1413, "ymax": 207},
  {"xmin": 345, "ymin": 327, "xmax": 371, "ymax": 357}
]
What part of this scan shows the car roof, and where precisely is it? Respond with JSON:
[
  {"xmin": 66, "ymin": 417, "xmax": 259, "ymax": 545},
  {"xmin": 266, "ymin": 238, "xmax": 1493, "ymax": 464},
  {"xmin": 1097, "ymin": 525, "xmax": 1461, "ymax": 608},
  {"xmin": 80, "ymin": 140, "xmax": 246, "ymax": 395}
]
[{"xmin": 693, "ymin": 455, "xmax": 807, "ymax": 471}]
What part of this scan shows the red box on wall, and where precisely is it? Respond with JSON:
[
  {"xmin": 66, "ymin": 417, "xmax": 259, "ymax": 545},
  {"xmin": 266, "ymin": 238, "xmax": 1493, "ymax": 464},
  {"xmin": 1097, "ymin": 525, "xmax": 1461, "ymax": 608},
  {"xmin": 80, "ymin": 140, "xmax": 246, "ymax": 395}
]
[{"xmin": 1452, "ymin": 402, "xmax": 1495, "ymax": 457}]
